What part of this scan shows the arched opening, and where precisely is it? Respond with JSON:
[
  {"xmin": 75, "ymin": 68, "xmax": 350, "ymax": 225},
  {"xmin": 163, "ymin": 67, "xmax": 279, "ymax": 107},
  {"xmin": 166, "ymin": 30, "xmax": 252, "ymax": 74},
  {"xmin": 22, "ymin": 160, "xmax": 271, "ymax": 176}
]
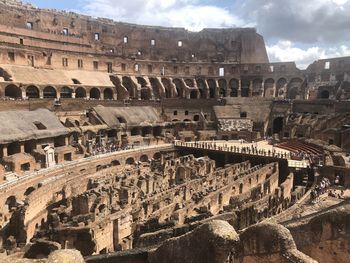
[
  {"xmin": 153, "ymin": 152, "xmax": 161, "ymax": 160},
  {"xmin": 318, "ymin": 89, "xmax": 330, "ymax": 99},
  {"xmin": 90, "ymin": 88, "xmax": 101, "ymax": 99},
  {"xmin": 60, "ymin": 87, "xmax": 72, "ymax": 98},
  {"xmin": 287, "ymin": 87, "xmax": 299, "ymax": 100},
  {"xmin": 111, "ymin": 160, "xmax": 120, "ymax": 166},
  {"xmin": 218, "ymin": 79, "xmax": 227, "ymax": 97},
  {"xmin": 26, "ymin": 85, "xmax": 39, "ymax": 98},
  {"xmin": 229, "ymin": 79, "xmax": 238, "ymax": 97},
  {"xmin": 190, "ymin": 90, "xmax": 197, "ymax": 99},
  {"xmin": 43, "ymin": 86, "xmax": 57, "ymax": 98},
  {"xmin": 131, "ymin": 127, "xmax": 140, "ymax": 136},
  {"xmin": 161, "ymin": 78, "xmax": 173, "ymax": 98},
  {"xmin": 196, "ymin": 78, "xmax": 207, "ymax": 99},
  {"xmin": 264, "ymin": 78, "xmax": 275, "ymax": 98},
  {"xmin": 141, "ymin": 88, "xmax": 152, "ymax": 100},
  {"xmin": 149, "ymin": 78, "xmax": 162, "ymax": 99},
  {"xmin": 276, "ymin": 78, "xmax": 287, "ymax": 98},
  {"xmin": 273, "ymin": 117, "xmax": 284, "ymax": 134},
  {"xmin": 239, "ymin": 183, "xmax": 243, "ymax": 194},
  {"xmin": 140, "ymin": 155, "xmax": 149, "ymax": 162},
  {"xmin": 98, "ymin": 204, "xmax": 106, "ymax": 213},
  {"xmin": 5, "ymin": 84, "xmax": 22, "ymax": 99},
  {"xmin": 75, "ymin": 87, "xmax": 86, "ymax": 98},
  {"xmin": 207, "ymin": 79, "xmax": 216, "ymax": 98},
  {"xmin": 122, "ymin": 77, "xmax": 136, "ymax": 99},
  {"xmin": 241, "ymin": 80, "xmax": 250, "ymax": 97},
  {"xmin": 287, "ymin": 78, "xmax": 303, "ymax": 99},
  {"xmin": 24, "ymin": 186, "xmax": 36, "ymax": 196},
  {"xmin": 104, "ymin": 88, "xmax": 113, "ymax": 100},
  {"xmin": 125, "ymin": 157, "xmax": 135, "ymax": 165},
  {"xmin": 142, "ymin": 127, "xmax": 152, "ymax": 137},
  {"xmin": 5, "ymin": 196, "xmax": 17, "ymax": 210},
  {"xmin": 252, "ymin": 79, "xmax": 263, "ymax": 97},
  {"xmin": 173, "ymin": 79, "xmax": 183, "ymax": 98}
]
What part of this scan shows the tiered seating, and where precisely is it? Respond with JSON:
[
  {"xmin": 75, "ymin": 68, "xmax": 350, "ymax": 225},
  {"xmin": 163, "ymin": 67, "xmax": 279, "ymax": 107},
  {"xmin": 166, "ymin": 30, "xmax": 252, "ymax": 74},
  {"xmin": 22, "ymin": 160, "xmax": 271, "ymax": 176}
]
[{"xmin": 276, "ymin": 141, "xmax": 322, "ymax": 155}]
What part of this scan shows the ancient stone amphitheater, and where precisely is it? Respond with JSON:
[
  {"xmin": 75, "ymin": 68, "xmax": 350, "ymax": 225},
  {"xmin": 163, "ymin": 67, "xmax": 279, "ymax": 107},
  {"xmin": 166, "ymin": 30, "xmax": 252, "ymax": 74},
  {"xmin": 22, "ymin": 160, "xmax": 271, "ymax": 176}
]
[{"xmin": 0, "ymin": 1, "xmax": 349, "ymax": 262}]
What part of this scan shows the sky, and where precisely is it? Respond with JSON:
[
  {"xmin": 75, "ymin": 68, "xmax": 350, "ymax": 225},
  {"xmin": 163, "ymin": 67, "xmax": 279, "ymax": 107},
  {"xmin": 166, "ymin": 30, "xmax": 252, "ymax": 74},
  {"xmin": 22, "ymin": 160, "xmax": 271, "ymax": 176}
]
[{"xmin": 24, "ymin": 0, "xmax": 350, "ymax": 69}]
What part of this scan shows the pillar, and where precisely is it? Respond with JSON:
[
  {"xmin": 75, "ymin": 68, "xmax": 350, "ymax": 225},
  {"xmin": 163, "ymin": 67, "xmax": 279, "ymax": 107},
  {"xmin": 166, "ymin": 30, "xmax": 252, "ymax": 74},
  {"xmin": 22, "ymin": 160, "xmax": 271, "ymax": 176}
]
[
  {"xmin": 39, "ymin": 89, "xmax": 44, "ymax": 99},
  {"xmin": 238, "ymin": 79, "xmax": 242, "ymax": 97},
  {"xmin": 249, "ymin": 80, "xmax": 253, "ymax": 97},
  {"xmin": 3, "ymin": 145, "xmax": 8, "ymax": 157}
]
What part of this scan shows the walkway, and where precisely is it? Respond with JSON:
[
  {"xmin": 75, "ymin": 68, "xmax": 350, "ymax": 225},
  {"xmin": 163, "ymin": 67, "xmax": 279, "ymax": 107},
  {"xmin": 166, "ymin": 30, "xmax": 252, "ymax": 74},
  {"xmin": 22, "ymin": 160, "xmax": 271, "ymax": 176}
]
[
  {"xmin": 0, "ymin": 144, "xmax": 173, "ymax": 191},
  {"xmin": 175, "ymin": 140, "xmax": 311, "ymax": 168}
]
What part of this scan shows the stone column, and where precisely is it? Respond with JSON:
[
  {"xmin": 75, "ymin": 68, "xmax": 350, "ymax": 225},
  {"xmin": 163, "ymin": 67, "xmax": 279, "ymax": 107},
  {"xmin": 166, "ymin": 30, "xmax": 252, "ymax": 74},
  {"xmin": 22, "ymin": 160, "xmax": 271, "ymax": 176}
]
[
  {"xmin": 238, "ymin": 79, "xmax": 242, "ymax": 97},
  {"xmin": 20, "ymin": 144, "xmax": 25, "ymax": 153},
  {"xmin": 249, "ymin": 80, "xmax": 253, "ymax": 97},
  {"xmin": 3, "ymin": 145, "xmax": 8, "ymax": 157}
]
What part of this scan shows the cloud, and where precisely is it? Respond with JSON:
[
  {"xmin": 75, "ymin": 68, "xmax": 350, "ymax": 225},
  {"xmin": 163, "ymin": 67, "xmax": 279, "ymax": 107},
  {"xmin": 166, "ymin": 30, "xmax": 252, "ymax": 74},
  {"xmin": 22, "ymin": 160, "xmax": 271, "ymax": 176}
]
[
  {"xmin": 267, "ymin": 41, "xmax": 350, "ymax": 69},
  {"xmin": 81, "ymin": 0, "xmax": 244, "ymax": 31},
  {"xmin": 235, "ymin": 0, "xmax": 350, "ymax": 44}
]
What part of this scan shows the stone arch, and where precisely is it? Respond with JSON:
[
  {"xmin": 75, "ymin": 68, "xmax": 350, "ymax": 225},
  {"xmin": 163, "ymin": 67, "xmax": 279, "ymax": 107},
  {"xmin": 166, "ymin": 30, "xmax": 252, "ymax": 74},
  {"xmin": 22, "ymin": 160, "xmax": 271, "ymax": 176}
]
[
  {"xmin": 103, "ymin": 88, "xmax": 114, "ymax": 100},
  {"xmin": 43, "ymin": 86, "xmax": 57, "ymax": 98},
  {"xmin": 153, "ymin": 152, "xmax": 161, "ymax": 160},
  {"xmin": 5, "ymin": 195, "xmax": 17, "ymax": 210},
  {"xmin": 161, "ymin": 78, "xmax": 173, "ymax": 98},
  {"xmin": 173, "ymin": 79, "xmax": 184, "ymax": 98},
  {"xmin": 140, "ymin": 155, "xmax": 149, "ymax": 162},
  {"xmin": 317, "ymin": 88, "xmax": 330, "ymax": 99},
  {"xmin": 276, "ymin": 78, "xmax": 287, "ymax": 98},
  {"xmin": 273, "ymin": 117, "xmax": 284, "ymax": 134},
  {"xmin": 60, "ymin": 86, "xmax": 73, "ymax": 98},
  {"xmin": 218, "ymin": 79, "xmax": 227, "ymax": 97},
  {"xmin": 207, "ymin": 79, "xmax": 216, "ymax": 98},
  {"xmin": 264, "ymin": 78, "xmax": 275, "ymax": 98},
  {"xmin": 125, "ymin": 157, "xmax": 135, "ymax": 165},
  {"xmin": 287, "ymin": 78, "xmax": 303, "ymax": 99},
  {"xmin": 90, "ymin": 88, "xmax": 101, "ymax": 99},
  {"xmin": 141, "ymin": 88, "xmax": 152, "ymax": 100},
  {"xmin": 252, "ymin": 79, "xmax": 263, "ymax": 97},
  {"xmin": 229, "ymin": 79, "xmax": 239, "ymax": 97},
  {"xmin": 24, "ymin": 186, "xmax": 36, "ymax": 196},
  {"xmin": 196, "ymin": 78, "xmax": 207, "ymax": 99},
  {"xmin": 241, "ymin": 80, "xmax": 250, "ymax": 97},
  {"xmin": 75, "ymin": 87, "xmax": 87, "ymax": 98},
  {"xmin": 122, "ymin": 76, "xmax": 137, "ymax": 99},
  {"xmin": 111, "ymin": 160, "xmax": 121, "ymax": 166},
  {"xmin": 26, "ymin": 85, "xmax": 40, "ymax": 98},
  {"xmin": 5, "ymin": 84, "xmax": 22, "ymax": 99},
  {"xmin": 149, "ymin": 77, "xmax": 163, "ymax": 99}
]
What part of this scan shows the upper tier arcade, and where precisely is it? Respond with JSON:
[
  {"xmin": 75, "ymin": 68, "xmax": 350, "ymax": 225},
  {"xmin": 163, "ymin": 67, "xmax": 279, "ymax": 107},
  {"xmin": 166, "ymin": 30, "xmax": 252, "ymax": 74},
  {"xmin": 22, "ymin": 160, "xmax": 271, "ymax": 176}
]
[{"xmin": 0, "ymin": 0, "xmax": 269, "ymax": 64}]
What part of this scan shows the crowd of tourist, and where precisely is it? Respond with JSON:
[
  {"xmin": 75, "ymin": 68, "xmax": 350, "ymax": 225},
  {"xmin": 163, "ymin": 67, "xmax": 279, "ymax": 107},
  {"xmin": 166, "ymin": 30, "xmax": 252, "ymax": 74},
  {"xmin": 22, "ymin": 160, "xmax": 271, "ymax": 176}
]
[
  {"xmin": 90, "ymin": 142, "xmax": 134, "ymax": 156},
  {"xmin": 175, "ymin": 140, "xmax": 323, "ymax": 166},
  {"xmin": 310, "ymin": 176, "xmax": 345, "ymax": 203}
]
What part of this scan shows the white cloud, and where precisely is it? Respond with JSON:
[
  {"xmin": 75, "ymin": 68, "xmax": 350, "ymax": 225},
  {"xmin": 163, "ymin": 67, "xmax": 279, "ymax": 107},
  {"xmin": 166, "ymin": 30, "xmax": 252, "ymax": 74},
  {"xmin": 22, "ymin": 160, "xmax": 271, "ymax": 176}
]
[
  {"xmin": 82, "ymin": 0, "xmax": 243, "ymax": 31},
  {"xmin": 267, "ymin": 41, "xmax": 350, "ymax": 69},
  {"xmin": 235, "ymin": 0, "xmax": 350, "ymax": 44}
]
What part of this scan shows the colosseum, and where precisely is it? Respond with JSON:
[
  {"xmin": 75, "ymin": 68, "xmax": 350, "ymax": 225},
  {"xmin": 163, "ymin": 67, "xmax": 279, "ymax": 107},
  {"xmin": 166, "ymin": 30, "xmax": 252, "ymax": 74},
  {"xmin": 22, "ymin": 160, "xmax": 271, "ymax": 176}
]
[{"xmin": 0, "ymin": 0, "xmax": 349, "ymax": 262}]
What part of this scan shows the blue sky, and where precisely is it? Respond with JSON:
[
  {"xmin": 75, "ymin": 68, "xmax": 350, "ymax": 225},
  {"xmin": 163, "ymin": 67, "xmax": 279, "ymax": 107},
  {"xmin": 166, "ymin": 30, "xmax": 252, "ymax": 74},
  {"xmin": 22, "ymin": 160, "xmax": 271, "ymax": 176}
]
[{"xmin": 24, "ymin": 0, "xmax": 350, "ymax": 69}]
